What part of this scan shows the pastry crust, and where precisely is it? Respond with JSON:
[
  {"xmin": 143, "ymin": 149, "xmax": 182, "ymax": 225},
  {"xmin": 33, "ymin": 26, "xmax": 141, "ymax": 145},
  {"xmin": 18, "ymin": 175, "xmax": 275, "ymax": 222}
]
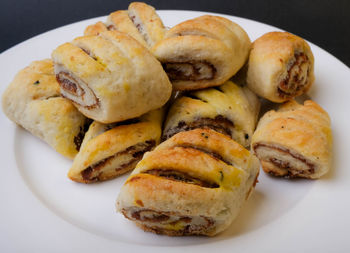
[
  {"xmin": 2, "ymin": 59, "xmax": 89, "ymax": 159},
  {"xmin": 251, "ymin": 100, "xmax": 332, "ymax": 179},
  {"xmin": 68, "ymin": 109, "xmax": 163, "ymax": 183},
  {"xmin": 152, "ymin": 15, "xmax": 251, "ymax": 90},
  {"xmin": 116, "ymin": 128, "xmax": 260, "ymax": 236},
  {"xmin": 163, "ymin": 80, "xmax": 260, "ymax": 147},
  {"xmin": 52, "ymin": 30, "xmax": 172, "ymax": 123},
  {"xmin": 84, "ymin": 2, "xmax": 165, "ymax": 49},
  {"xmin": 247, "ymin": 32, "xmax": 315, "ymax": 103}
]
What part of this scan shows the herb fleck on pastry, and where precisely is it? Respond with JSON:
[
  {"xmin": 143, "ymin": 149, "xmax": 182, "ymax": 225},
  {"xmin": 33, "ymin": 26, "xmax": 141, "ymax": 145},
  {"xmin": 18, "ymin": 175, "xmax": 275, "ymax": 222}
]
[
  {"xmin": 252, "ymin": 100, "xmax": 332, "ymax": 179},
  {"xmin": 117, "ymin": 128, "xmax": 260, "ymax": 236},
  {"xmin": 2, "ymin": 59, "xmax": 89, "ymax": 159}
]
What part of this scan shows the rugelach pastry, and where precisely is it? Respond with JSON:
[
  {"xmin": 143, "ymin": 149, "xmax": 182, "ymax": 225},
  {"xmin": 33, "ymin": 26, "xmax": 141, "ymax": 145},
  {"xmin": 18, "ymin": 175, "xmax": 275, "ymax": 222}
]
[
  {"xmin": 52, "ymin": 30, "xmax": 172, "ymax": 123},
  {"xmin": 68, "ymin": 109, "xmax": 163, "ymax": 183},
  {"xmin": 2, "ymin": 59, "xmax": 89, "ymax": 159},
  {"xmin": 152, "ymin": 15, "xmax": 251, "ymax": 90},
  {"xmin": 247, "ymin": 32, "xmax": 315, "ymax": 103},
  {"xmin": 84, "ymin": 2, "xmax": 165, "ymax": 48},
  {"xmin": 163, "ymin": 80, "xmax": 260, "ymax": 147},
  {"xmin": 116, "ymin": 128, "xmax": 260, "ymax": 236},
  {"xmin": 251, "ymin": 100, "xmax": 332, "ymax": 179}
]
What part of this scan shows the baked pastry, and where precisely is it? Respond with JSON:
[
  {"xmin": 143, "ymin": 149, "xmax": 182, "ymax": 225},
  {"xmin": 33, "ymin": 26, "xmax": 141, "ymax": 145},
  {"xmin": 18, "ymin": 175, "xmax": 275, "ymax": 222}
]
[
  {"xmin": 84, "ymin": 2, "xmax": 165, "ymax": 48},
  {"xmin": 116, "ymin": 128, "xmax": 260, "ymax": 236},
  {"xmin": 68, "ymin": 109, "xmax": 163, "ymax": 183},
  {"xmin": 152, "ymin": 15, "xmax": 251, "ymax": 90},
  {"xmin": 162, "ymin": 80, "xmax": 260, "ymax": 147},
  {"xmin": 52, "ymin": 30, "xmax": 172, "ymax": 123},
  {"xmin": 247, "ymin": 32, "xmax": 315, "ymax": 103},
  {"xmin": 251, "ymin": 100, "xmax": 332, "ymax": 179},
  {"xmin": 2, "ymin": 59, "xmax": 89, "ymax": 159}
]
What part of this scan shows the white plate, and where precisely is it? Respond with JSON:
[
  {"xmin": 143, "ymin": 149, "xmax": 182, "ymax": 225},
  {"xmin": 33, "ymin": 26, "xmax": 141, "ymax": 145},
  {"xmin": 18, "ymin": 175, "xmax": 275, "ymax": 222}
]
[{"xmin": 1, "ymin": 10, "xmax": 350, "ymax": 253}]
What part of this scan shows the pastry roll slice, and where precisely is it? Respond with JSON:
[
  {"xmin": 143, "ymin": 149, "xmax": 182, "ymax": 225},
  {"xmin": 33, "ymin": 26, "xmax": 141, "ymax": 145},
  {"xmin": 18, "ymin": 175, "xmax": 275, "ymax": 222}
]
[
  {"xmin": 163, "ymin": 80, "xmax": 260, "ymax": 147},
  {"xmin": 152, "ymin": 15, "xmax": 251, "ymax": 90},
  {"xmin": 247, "ymin": 32, "xmax": 315, "ymax": 103},
  {"xmin": 251, "ymin": 100, "xmax": 332, "ymax": 179},
  {"xmin": 68, "ymin": 109, "xmax": 163, "ymax": 183},
  {"xmin": 52, "ymin": 30, "xmax": 172, "ymax": 123},
  {"xmin": 84, "ymin": 2, "xmax": 165, "ymax": 48},
  {"xmin": 2, "ymin": 59, "xmax": 89, "ymax": 159},
  {"xmin": 116, "ymin": 128, "xmax": 260, "ymax": 236}
]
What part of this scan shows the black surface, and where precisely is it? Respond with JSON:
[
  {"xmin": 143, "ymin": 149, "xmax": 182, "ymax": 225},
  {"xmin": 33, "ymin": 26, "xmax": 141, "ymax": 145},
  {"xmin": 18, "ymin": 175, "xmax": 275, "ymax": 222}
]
[{"xmin": 1, "ymin": 0, "xmax": 349, "ymax": 67}]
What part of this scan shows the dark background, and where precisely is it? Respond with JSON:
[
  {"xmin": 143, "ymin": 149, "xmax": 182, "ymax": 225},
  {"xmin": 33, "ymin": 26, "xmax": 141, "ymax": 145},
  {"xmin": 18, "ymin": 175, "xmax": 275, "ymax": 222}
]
[{"xmin": 1, "ymin": 0, "xmax": 349, "ymax": 67}]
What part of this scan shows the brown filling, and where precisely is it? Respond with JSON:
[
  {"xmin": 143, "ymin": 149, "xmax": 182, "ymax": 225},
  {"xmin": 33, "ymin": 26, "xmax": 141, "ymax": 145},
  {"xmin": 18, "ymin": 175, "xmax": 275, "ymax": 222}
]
[
  {"xmin": 162, "ymin": 115, "xmax": 234, "ymax": 141},
  {"xmin": 73, "ymin": 119, "xmax": 92, "ymax": 151},
  {"xmin": 104, "ymin": 118, "xmax": 140, "ymax": 132},
  {"xmin": 81, "ymin": 140, "xmax": 155, "ymax": 182},
  {"xmin": 175, "ymin": 144, "xmax": 232, "ymax": 166},
  {"xmin": 57, "ymin": 72, "xmax": 79, "ymax": 95},
  {"xmin": 131, "ymin": 209, "xmax": 172, "ymax": 222},
  {"xmin": 79, "ymin": 48, "xmax": 97, "ymax": 61},
  {"xmin": 56, "ymin": 72, "xmax": 99, "ymax": 109},
  {"xmin": 253, "ymin": 143, "xmax": 315, "ymax": 178},
  {"xmin": 107, "ymin": 24, "xmax": 116, "ymax": 31},
  {"xmin": 278, "ymin": 53, "xmax": 310, "ymax": 98},
  {"xmin": 122, "ymin": 208, "xmax": 214, "ymax": 236},
  {"xmin": 143, "ymin": 168, "xmax": 219, "ymax": 188},
  {"xmin": 163, "ymin": 61, "xmax": 216, "ymax": 81},
  {"xmin": 128, "ymin": 14, "xmax": 150, "ymax": 45}
]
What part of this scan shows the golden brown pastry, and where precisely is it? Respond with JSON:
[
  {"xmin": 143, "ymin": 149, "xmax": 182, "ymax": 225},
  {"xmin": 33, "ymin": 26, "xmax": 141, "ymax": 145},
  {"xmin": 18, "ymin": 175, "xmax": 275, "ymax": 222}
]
[
  {"xmin": 152, "ymin": 15, "xmax": 251, "ymax": 90},
  {"xmin": 52, "ymin": 30, "xmax": 172, "ymax": 123},
  {"xmin": 84, "ymin": 2, "xmax": 165, "ymax": 48},
  {"xmin": 116, "ymin": 128, "xmax": 260, "ymax": 236},
  {"xmin": 251, "ymin": 100, "xmax": 332, "ymax": 179},
  {"xmin": 68, "ymin": 109, "xmax": 163, "ymax": 183},
  {"xmin": 247, "ymin": 32, "xmax": 315, "ymax": 103},
  {"xmin": 163, "ymin": 80, "xmax": 260, "ymax": 147},
  {"xmin": 2, "ymin": 59, "xmax": 89, "ymax": 159}
]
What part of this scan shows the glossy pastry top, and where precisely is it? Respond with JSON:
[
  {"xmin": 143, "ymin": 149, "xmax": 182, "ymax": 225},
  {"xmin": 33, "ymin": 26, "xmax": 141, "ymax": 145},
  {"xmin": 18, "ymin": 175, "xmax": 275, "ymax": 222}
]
[
  {"xmin": 157, "ymin": 128, "xmax": 259, "ymax": 177},
  {"xmin": 52, "ymin": 30, "xmax": 172, "ymax": 123},
  {"xmin": 252, "ymin": 100, "xmax": 332, "ymax": 177},
  {"xmin": 127, "ymin": 2, "xmax": 165, "ymax": 47},
  {"xmin": 106, "ymin": 10, "xmax": 149, "ymax": 47},
  {"xmin": 250, "ymin": 32, "xmax": 314, "ymax": 65},
  {"xmin": 165, "ymin": 15, "xmax": 250, "ymax": 63},
  {"xmin": 117, "ymin": 128, "xmax": 260, "ymax": 236},
  {"xmin": 68, "ymin": 109, "xmax": 163, "ymax": 183},
  {"xmin": 84, "ymin": 21, "xmax": 109, "ymax": 36},
  {"xmin": 84, "ymin": 2, "xmax": 165, "ymax": 48},
  {"xmin": 152, "ymin": 15, "xmax": 251, "ymax": 90},
  {"xmin": 118, "ymin": 129, "xmax": 252, "ymax": 215},
  {"xmin": 163, "ymin": 80, "xmax": 260, "ymax": 147},
  {"xmin": 247, "ymin": 31, "xmax": 315, "ymax": 102}
]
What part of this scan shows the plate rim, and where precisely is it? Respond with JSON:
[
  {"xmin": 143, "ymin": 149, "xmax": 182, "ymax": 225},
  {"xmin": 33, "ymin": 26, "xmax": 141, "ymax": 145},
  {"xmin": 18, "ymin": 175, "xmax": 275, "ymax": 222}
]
[{"xmin": 1, "ymin": 9, "xmax": 350, "ymax": 253}]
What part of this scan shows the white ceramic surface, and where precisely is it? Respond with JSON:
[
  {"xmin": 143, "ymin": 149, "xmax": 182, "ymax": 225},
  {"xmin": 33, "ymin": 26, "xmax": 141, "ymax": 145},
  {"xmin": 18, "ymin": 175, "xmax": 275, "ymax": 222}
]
[{"xmin": 1, "ymin": 10, "xmax": 349, "ymax": 253}]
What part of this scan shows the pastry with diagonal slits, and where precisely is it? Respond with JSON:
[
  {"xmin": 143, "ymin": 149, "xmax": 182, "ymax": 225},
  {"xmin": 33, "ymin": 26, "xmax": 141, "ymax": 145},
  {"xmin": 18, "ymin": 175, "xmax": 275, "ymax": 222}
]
[
  {"xmin": 152, "ymin": 15, "xmax": 251, "ymax": 90},
  {"xmin": 2, "ymin": 59, "xmax": 90, "ymax": 159},
  {"xmin": 252, "ymin": 100, "xmax": 332, "ymax": 179},
  {"xmin": 84, "ymin": 2, "xmax": 165, "ymax": 49},
  {"xmin": 68, "ymin": 109, "xmax": 163, "ymax": 183},
  {"xmin": 116, "ymin": 128, "xmax": 260, "ymax": 236},
  {"xmin": 163, "ymin": 80, "xmax": 260, "ymax": 147},
  {"xmin": 52, "ymin": 30, "xmax": 172, "ymax": 123}
]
